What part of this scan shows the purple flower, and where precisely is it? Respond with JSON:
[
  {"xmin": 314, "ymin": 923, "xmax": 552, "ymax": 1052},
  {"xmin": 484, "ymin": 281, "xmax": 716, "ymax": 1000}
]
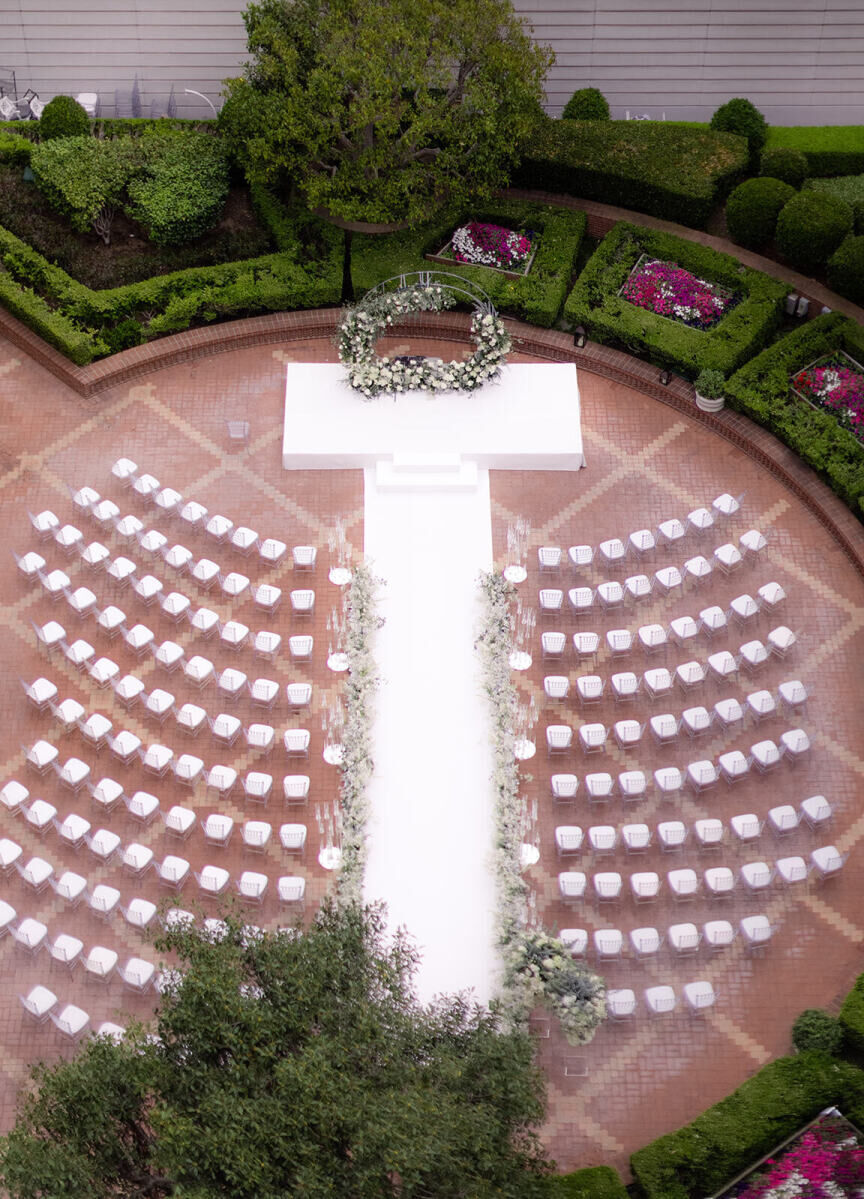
[{"xmin": 621, "ymin": 258, "xmax": 738, "ymax": 331}]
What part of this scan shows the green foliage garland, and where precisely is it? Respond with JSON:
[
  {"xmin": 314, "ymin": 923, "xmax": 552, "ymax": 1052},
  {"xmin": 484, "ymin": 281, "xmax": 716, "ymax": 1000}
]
[{"xmin": 477, "ymin": 571, "xmax": 606, "ymax": 1046}]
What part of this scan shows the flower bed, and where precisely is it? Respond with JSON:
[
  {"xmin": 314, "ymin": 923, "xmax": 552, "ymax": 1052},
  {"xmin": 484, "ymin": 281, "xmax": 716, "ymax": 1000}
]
[
  {"xmin": 725, "ymin": 1111, "xmax": 864, "ymax": 1198},
  {"xmin": 438, "ymin": 221, "xmax": 535, "ymax": 276},
  {"xmin": 792, "ymin": 350, "xmax": 864, "ymax": 444},
  {"xmin": 620, "ymin": 253, "xmax": 739, "ymax": 330}
]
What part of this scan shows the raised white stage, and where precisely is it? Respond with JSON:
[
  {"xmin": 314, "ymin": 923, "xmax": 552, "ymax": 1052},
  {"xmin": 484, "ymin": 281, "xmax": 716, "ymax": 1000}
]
[
  {"xmin": 282, "ymin": 362, "xmax": 584, "ymax": 472},
  {"xmin": 282, "ymin": 361, "xmax": 584, "ymax": 1003}
]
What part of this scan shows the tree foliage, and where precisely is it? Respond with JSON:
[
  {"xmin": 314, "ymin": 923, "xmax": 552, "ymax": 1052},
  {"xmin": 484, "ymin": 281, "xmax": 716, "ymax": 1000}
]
[
  {"xmin": 219, "ymin": 0, "xmax": 552, "ymax": 226},
  {"xmin": 0, "ymin": 902, "xmax": 550, "ymax": 1198}
]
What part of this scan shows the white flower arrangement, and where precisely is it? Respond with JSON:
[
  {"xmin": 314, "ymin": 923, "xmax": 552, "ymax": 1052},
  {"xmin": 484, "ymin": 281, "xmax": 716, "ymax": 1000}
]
[
  {"xmin": 335, "ymin": 562, "xmax": 384, "ymax": 904},
  {"xmin": 337, "ymin": 283, "xmax": 511, "ymax": 399},
  {"xmin": 477, "ymin": 571, "xmax": 606, "ymax": 1045}
]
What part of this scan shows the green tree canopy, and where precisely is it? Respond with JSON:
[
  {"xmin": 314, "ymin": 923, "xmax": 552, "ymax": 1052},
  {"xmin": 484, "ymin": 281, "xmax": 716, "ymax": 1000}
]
[
  {"xmin": 0, "ymin": 903, "xmax": 550, "ymax": 1198},
  {"xmin": 219, "ymin": 0, "xmax": 552, "ymax": 226}
]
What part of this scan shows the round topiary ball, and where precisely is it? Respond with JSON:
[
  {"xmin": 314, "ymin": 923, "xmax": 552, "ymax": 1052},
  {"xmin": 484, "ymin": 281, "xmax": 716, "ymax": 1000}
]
[
  {"xmin": 710, "ymin": 97, "xmax": 768, "ymax": 160},
  {"xmin": 38, "ymin": 95, "xmax": 91, "ymax": 141},
  {"xmin": 791, "ymin": 1009, "xmax": 843, "ymax": 1056},
  {"xmin": 726, "ymin": 176, "xmax": 795, "ymax": 249},
  {"xmin": 562, "ymin": 87, "xmax": 610, "ymax": 121},
  {"xmin": 828, "ymin": 234, "xmax": 864, "ymax": 305},
  {"xmin": 776, "ymin": 191, "xmax": 854, "ymax": 272},
  {"xmin": 760, "ymin": 146, "xmax": 809, "ymax": 190}
]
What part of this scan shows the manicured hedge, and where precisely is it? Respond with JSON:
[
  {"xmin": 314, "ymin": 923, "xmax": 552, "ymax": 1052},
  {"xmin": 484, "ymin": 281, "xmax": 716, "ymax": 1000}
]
[
  {"xmin": 775, "ymin": 191, "xmax": 854, "ymax": 272},
  {"xmin": 838, "ymin": 973, "xmax": 864, "ymax": 1057},
  {"xmin": 513, "ymin": 118, "xmax": 747, "ymax": 228},
  {"xmin": 0, "ymin": 117, "xmax": 215, "ymax": 144},
  {"xmin": 630, "ymin": 1051, "xmax": 864, "ymax": 1199},
  {"xmin": 350, "ymin": 199, "xmax": 586, "ymax": 329},
  {"xmin": 828, "ymin": 235, "xmax": 864, "ymax": 305},
  {"xmin": 0, "ymin": 191, "xmax": 342, "ymax": 360},
  {"xmin": 545, "ymin": 1166, "xmax": 627, "ymax": 1198},
  {"xmin": 564, "ymin": 221, "xmax": 787, "ymax": 377},
  {"xmin": 805, "ymin": 175, "xmax": 864, "ymax": 232},
  {"xmin": 765, "ymin": 125, "xmax": 864, "ymax": 177},
  {"xmin": 726, "ymin": 176, "xmax": 795, "ymax": 249},
  {"xmin": 725, "ymin": 313, "xmax": 864, "ymax": 518}
]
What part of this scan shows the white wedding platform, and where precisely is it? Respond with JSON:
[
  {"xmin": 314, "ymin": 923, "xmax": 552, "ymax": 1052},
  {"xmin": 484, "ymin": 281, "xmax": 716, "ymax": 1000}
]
[{"xmin": 283, "ymin": 361, "xmax": 583, "ymax": 1002}]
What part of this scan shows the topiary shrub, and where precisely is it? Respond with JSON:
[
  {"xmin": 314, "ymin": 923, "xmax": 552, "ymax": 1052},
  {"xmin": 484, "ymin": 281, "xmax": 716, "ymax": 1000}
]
[
  {"xmin": 0, "ymin": 131, "xmax": 33, "ymax": 165},
  {"xmin": 760, "ymin": 146, "xmax": 809, "ymax": 189},
  {"xmin": 561, "ymin": 88, "xmax": 610, "ymax": 121},
  {"xmin": 695, "ymin": 368, "xmax": 725, "ymax": 398},
  {"xmin": 125, "ymin": 130, "xmax": 229, "ymax": 245},
  {"xmin": 805, "ymin": 174, "xmax": 864, "ymax": 232},
  {"xmin": 828, "ymin": 235, "xmax": 864, "ymax": 305},
  {"xmin": 38, "ymin": 95, "xmax": 91, "ymax": 141},
  {"xmin": 776, "ymin": 190, "xmax": 854, "ymax": 271},
  {"xmin": 792, "ymin": 1009, "xmax": 844, "ymax": 1056},
  {"xmin": 30, "ymin": 136, "xmax": 140, "ymax": 243},
  {"xmin": 710, "ymin": 97, "xmax": 768, "ymax": 163},
  {"xmin": 726, "ymin": 176, "xmax": 795, "ymax": 248}
]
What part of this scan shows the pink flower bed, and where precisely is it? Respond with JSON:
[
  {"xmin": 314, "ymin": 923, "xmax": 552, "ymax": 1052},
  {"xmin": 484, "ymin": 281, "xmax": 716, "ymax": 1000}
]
[
  {"xmin": 793, "ymin": 356, "xmax": 864, "ymax": 444},
  {"xmin": 731, "ymin": 1114, "xmax": 864, "ymax": 1198},
  {"xmin": 621, "ymin": 256, "xmax": 738, "ymax": 330},
  {"xmin": 449, "ymin": 222, "xmax": 533, "ymax": 271}
]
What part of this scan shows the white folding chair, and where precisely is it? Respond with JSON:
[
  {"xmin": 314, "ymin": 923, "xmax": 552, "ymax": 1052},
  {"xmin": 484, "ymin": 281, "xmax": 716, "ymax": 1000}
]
[
  {"xmin": 644, "ymin": 986, "xmax": 677, "ymax": 1015},
  {"xmin": 668, "ymin": 923, "xmax": 701, "ymax": 955}
]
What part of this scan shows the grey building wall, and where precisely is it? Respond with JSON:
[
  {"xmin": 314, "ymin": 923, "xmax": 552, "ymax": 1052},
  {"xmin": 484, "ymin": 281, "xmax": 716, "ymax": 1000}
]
[{"xmin": 1, "ymin": 0, "xmax": 863, "ymax": 126}]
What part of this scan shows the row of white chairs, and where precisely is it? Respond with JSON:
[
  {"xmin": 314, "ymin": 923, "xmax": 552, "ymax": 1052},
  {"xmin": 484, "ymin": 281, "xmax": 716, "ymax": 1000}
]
[
  {"xmin": 605, "ymin": 981, "xmax": 717, "ymax": 1018},
  {"xmin": 21, "ymin": 729, "xmax": 313, "ymax": 788},
  {"xmin": 547, "ymin": 690, "xmax": 808, "ymax": 753},
  {"xmin": 19, "ymin": 983, "xmax": 128, "ymax": 1042},
  {"xmin": 546, "ymin": 724, "xmax": 811, "ymax": 774},
  {"xmin": 107, "ymin": 458, "xmax": 320, "ymax": 569},
  {"xmin": 553, "ymin": 802, "xmax": 832, "ymax": 856},
  {"xmin": 549, "ymin": 766, "xmax": 825, "ymax": 807},
  {"xmin": 558, "ymin": 846, "xmax": 844, "ymax": 903},
  {"xmin": 560, "ymin": 916, "xmax": 774, "ymax": 961},
  {"xmin": 538, "ymin": 492, "xmax": 745, "ymax": 575},
  {"xmin": 26, "ymin": 552, "xmax": 314, "ymax": 617},
  {"xmin": 540, "ymin": 589, "xmax": 787, "ymax": 664},
  {"xmin": 7, "ymin": 843, "xmax": 308, "ymax": 903},
  {"xmin": 554, "ymin": 516, "xmax": 756, "ymax": 583},
  {"xmin": 543, "ymin": 642, "xmax": 799, "ymax": 709}
]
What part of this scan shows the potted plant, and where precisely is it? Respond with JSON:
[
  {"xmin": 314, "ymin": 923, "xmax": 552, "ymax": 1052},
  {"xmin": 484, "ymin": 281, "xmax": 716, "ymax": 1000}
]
[{"xmin": 694, "ymin": 368, "xmax": 726, "ymax": 412}]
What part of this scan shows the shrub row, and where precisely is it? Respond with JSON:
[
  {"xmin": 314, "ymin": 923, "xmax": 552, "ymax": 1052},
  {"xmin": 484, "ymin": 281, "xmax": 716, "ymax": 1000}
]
[
  {"xmin": 764, "ymin": 125, "xmax": 864, "ymax": 177},
  {"xmin": 30, "ymin": 130, "xmax": 230, "ymax": 247},
  {"xmin": 805, "ymin": 174, "xmax": 864, "ymax": 232},
  {"xmin": 725, "ymin": 313, "xmax": 864, "ymax": 516},
  {"xmin": 0, "ymin": 117, "xmax": 214, "ymax": 144},
  {"xmin": 513, "ymin": 117, "xmax": 748, "ymax": 228},
  {"xmin": 564, "ymin": 221, "xmax": 787, "ymax": 377},
  {"xmin": 0, "ymin": 191, "xmax": 342, "ymax": 357},
  {"xmin": 350, "ymin": 199, "xmax": 586, "ymax": 329},
  {"xmin": 630, "ymin": 1051, "xmax": 864, "ymax": 1199}
]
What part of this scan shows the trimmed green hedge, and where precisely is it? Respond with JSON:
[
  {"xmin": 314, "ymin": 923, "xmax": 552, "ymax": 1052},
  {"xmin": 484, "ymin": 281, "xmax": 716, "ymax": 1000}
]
[
  {"xmin": 564, "ymin": 221, "xmax": 787, "ymax": 377},
  {"xmin": 0, "ymin": 117, "xmax": 215, "ymax": 144},
  {"xmin": 726, "ymin": 177, "xmax": 795, "ymax": 249},
  {"xmin": 0, "ymin": 191, "xmax": 342, "ymax": 361},
  {"xmin": 351, "ymin": 199, "xmax": 586, "ymax": 329},
  {"xmin": 513, "ymin": 118, "xmax": 748, "ymax": 228},
  {"xmin": 545, "ymin": 1166, "xmax": 627, "ymax": 1198},
  {"xmin": 805, "ymin": 175, "xmax": 864, "ymax": 232},
  {"xmin": 839, "ymin": 974, "xmax": 864, "ymax": 1057},
  {"xmin": 725, "ymin": 313, "xmax": 864, "ymax": 518},
  {"xmin": 630, "ymin": 1051, "xmax": 864, "ymax": 1199},
  {"xmin": 765, "ymin": 126, "xmax": 864, "ymax": 176},
  {"xmin": 828, "ymin": 235, "xmax": 864, "ymax": 305}
]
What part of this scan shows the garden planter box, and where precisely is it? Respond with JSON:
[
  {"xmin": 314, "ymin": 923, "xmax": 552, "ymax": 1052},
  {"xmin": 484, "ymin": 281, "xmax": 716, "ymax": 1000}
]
[{"xmin": 425, "ymin": 229, "xmax": 537, "ymax": 280}]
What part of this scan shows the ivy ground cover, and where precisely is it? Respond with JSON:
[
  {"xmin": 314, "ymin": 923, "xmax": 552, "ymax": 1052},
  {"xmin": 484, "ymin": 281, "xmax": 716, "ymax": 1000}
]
[
  {"xmin": 792, "ymin": 352, "xmax": 864, "ymax": 444},
  {"xmin": 729, "ymin": 1112, "xmax": 864, "ymax": 1198}
]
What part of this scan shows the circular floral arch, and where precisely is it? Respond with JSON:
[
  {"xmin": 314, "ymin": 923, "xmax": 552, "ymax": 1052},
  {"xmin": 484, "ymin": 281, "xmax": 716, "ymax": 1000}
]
[{"xmin": 337, "ymin": 271, "xmax": 511, "ymax": 398}]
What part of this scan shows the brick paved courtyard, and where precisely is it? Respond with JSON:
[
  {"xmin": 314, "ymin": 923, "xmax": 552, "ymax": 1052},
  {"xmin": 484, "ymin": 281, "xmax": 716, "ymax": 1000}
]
[{"xmin": 0, "ymin": 327, "xmax": 863, "ymax": 1180}]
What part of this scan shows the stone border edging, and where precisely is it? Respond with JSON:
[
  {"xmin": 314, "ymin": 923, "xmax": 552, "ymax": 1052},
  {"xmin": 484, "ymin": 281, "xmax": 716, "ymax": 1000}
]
[{"xmin": 1, "ymin": 303, "xmax": 862, "ymax": 584}]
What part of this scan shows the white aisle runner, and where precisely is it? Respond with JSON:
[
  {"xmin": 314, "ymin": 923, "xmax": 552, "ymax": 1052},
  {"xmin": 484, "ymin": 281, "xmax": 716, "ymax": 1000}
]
[{"xmin": 362, "ymin": 465, "xmax": 498, "ymax": 1004}]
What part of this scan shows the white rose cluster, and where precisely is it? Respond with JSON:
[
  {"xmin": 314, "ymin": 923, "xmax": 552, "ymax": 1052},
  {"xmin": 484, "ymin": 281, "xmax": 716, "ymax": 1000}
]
[{"xmin": 337, "ymin": 284, "xmax": 511, "ymax": 400}]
